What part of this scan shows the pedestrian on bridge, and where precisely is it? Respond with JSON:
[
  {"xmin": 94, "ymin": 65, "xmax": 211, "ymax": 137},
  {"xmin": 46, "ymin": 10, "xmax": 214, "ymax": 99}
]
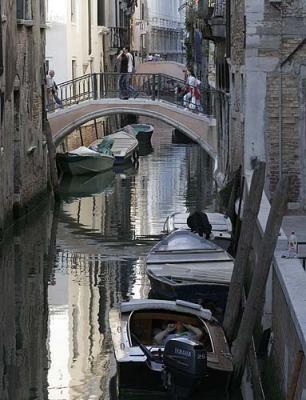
[
  {"xmin": 117, "ymin": 47, "xmax": 139, "ymax": 99},
  {"xmin": 183, "ymin": 67, "xmax": 201, "ymax": 112},
  {"xmin": 118, "ymin": 51, "xmax": 129, "ymax": 99},
  {"xmin": 46, "ymin": 70, "xmax": 63, "ymax": 111}
]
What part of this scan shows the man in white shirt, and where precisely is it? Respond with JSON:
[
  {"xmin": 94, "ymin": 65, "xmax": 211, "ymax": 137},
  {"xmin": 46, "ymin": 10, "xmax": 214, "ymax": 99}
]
[{"xmin": 122, "ymin": 47, "xmax": 139, "ymax": 98}]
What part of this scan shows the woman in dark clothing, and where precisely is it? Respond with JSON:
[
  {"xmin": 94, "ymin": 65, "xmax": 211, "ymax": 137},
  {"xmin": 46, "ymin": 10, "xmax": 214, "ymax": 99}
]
[{"xmin": 118, "ymin": 51, "xmax": 129, "ymax": 99}]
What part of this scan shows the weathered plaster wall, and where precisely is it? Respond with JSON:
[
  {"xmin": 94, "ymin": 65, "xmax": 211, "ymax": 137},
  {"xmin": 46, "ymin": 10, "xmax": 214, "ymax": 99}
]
[
  {"xmin": 228, "ymin": 0, "xmax": 245, "ymax": 172},
  {"xmin": 0, "ymin": 0, "xmax": 48, "ymax": 233}
]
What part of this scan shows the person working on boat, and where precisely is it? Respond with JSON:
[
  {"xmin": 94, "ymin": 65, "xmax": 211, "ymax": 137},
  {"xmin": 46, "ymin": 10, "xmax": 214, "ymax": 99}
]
[{"xmin": 153, "ymin": 320, "xmax": 202, "ymax": 345}]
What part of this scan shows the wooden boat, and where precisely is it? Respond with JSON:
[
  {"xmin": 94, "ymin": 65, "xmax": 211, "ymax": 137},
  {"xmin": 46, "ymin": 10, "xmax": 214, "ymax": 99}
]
[
  {"xmin": 110, "ymin": 299, "xmax": 232, "ymax": 398},
  {"xmin": 146, "ymin": 230, "xmax": 234, "ymax": 313},
  {"xmin": 59, "ymin": 169, "xmax": 115, "ymax": 197},
  {"xmin": 90, "ymin": 131, "xmax": 138, "ymax": 165},
  {"xmin": 163, "ymin": 211, "xmax": 232, "ymax": 251},
  {"xmin": 56, "ymin": 146, "xmax": 115, "ymax": 175}
]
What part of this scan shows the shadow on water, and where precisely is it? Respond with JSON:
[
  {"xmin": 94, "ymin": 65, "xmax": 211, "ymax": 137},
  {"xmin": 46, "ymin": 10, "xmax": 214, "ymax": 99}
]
[
  {"xmin": 0, "ymin": 119, "xmax": 242, "ymax": 400},
  {"xmin": 0, "ymin": 195, "xmax": 56, "ymax": 400}
]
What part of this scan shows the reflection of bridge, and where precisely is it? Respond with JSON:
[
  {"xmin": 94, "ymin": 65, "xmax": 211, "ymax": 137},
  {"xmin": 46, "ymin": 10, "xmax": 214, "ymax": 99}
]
[{"xmin": 48, "ymin": 73, "xmax": 219, "ymax": 159}]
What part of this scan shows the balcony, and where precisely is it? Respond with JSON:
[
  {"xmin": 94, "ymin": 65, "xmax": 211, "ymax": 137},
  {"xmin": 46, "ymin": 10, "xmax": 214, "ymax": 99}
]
[
  {"xmin": 109, "ymin": 27, "xmax": 129, "ymax": 49},
  {"xmin": 198, "ymin": 0, "xmax": 226, "ymax": 42}
]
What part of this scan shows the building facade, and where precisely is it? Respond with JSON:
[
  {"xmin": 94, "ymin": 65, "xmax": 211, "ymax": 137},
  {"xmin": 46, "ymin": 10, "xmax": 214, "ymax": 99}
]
[
  {"xmin": 46, "ymin": 0, "xmax": 137, "ymax": 81},
  {"xmin": 195, "ymin": 0, "xmax": 306, "ymax": 207},
  {"xmin": 132, "ymin": 0, "xmax": 185, "ymax": 63},
  {"xmin": 46, "ymin": 0, "xmax": 105, "ymax": 84},
  {"xmin": 0, "ymin": 0, "xmax": 48, "ymax": 233}
]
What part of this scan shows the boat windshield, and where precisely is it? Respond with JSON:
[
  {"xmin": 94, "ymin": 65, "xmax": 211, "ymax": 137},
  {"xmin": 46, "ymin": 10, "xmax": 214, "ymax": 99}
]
[{"xmin": 158, "ymin": 231, "xmax": 217, "ymax": 252}]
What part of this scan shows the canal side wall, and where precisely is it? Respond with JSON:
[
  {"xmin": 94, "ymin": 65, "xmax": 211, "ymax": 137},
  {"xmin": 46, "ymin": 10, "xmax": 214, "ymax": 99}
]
[
  {"xmin": 0, "ymin": 1, "xmax": 48, "ymax": 235},
  {"xmin": 245, "ymin": 171, "xmax": 306, "ymax": 399}
]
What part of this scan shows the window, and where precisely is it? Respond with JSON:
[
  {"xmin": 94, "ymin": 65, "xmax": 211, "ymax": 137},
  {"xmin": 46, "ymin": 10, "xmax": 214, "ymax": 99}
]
[
  {"xmin": 16, "ymin": 0, "xmax": 32, "ymax": 20},
  {"xmin": 97, "ymin": 0, "xmax": 105, "ymax": 26},
  {"xmin": 71, "ymin": 0, "xmax": 76, "ymax": 22},
  {"xmin": 141, "ymin": 2, "xmax": 145, "ymax": 20},
  {"xmin": 72, "ymin": 60, "xmax": 77, "ymax": 80}
]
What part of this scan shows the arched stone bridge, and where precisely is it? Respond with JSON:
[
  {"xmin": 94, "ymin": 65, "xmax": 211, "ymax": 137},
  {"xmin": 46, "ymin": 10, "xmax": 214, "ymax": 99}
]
[{"xmin": 48, "ymin": 99, "xmax": 218, "ymax": 160}]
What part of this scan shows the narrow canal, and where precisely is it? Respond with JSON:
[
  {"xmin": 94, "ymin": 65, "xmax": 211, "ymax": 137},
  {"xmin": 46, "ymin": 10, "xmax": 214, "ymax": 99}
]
[{"xmin": 0, "ymin": 119, "xmax": 242, "ymax": 400}]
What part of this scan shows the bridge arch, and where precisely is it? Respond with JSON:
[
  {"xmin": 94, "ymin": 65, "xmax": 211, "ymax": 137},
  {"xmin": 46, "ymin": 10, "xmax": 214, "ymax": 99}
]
[{"xmin": 49, "ymin": 100, "xmax": 217, "ymax": 160}]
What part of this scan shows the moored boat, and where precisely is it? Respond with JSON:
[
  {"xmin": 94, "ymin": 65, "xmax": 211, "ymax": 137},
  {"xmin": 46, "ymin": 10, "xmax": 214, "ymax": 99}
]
[
  {"xmin": 90, "ymin": 131, "xmax": 138, "ymax": 165},
  {"xmin": 146, "ymin": 230, "xmax": 234, "ymax": 314},
  {"xmin": 163, "ymin": 211, "xmax": 232, "ymax": 251},
  {"xmin": 109, "ymin": 299, "xmax": 232, "ymax": 398},
  {"xmin": 130, "ymin": 123, "xmax": 154, "ymax": 143},
  {"xmin": 56, "ymin": 146, "xmax": 115, "ymax": 176}
]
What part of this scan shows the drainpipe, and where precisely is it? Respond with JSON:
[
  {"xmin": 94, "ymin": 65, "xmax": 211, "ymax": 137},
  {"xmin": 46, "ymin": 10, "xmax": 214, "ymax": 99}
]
[{"xmin": 279, "ymin": 7, "xmax": 284, "ymax": 181}]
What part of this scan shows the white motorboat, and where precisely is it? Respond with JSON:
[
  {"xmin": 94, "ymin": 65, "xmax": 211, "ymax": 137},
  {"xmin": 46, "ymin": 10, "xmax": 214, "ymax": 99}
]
[
  {"xmin": 146, "ymin": 230, "xmax": 234, "ymax": 314},
  {"xmin": 109, "ymin": 299, "xmax": 232, "ymax": 398},
  {"xmin": 56, "ymin": 146, "xmax": 115, "ymax": 175}
]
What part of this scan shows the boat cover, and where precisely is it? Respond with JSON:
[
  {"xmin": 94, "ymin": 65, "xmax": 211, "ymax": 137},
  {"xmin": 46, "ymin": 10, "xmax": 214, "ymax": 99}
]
[
  {"xmin": 120, "ymin": 299, "xmax": 212, "ymax": 321},
  {"xmin": 70, "ymin": 146, "xmax": 102, "ymax": 157}
]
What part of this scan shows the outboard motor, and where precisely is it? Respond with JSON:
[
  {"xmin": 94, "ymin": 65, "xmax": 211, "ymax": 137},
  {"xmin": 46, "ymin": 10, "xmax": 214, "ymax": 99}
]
[{"xmin": 162, "ymin": 337, "xmax": 207, "ymax": 400}]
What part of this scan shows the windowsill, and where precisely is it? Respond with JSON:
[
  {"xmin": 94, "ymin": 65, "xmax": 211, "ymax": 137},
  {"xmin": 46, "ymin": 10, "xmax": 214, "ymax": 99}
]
[{"xmin": 17, "ymin": 19, "xmax": 34, "ymax": 27}]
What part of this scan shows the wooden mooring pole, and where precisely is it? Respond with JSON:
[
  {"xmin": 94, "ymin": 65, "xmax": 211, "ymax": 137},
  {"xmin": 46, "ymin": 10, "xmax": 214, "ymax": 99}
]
[
  {"xmin": 287, "ymin": 350, "xmax": 304, "ymax": 400},
  {"xmin": 230, "ymin": 176, "xmax": 289, "ymax": 386},
  {"xmin": 223, "ymin": 161, "xmax": 266, "ymax": 342},
  {"xmin": 44, "ymin": 117, "xmax": 60, "ymax": 200}
]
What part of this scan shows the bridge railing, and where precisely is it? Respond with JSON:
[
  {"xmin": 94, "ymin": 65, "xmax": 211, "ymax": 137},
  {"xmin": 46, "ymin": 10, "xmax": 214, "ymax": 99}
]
[{"xmin": 50, "ymin": 72, "xmax": 224, "ymax": 118}]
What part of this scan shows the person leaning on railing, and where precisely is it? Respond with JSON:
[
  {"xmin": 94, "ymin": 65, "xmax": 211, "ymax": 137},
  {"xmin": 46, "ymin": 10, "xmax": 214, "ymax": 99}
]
[
  {"xmin": 183, "ymin": 67, "xmax": 202, "ymax": 112},
  {"xmin": 46, "ymin": 70, "xmax": 64, "ymax": 111}
]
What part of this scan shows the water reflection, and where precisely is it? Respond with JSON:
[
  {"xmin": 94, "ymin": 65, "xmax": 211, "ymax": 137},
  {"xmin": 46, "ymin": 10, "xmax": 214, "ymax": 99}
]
[
  {"xmin": 49, "ymin": 119, "xmax": 219, "ymax": 399},
  {"xmin": 0, "ymin": 199, "xmax": 54, "ymax": 400}
]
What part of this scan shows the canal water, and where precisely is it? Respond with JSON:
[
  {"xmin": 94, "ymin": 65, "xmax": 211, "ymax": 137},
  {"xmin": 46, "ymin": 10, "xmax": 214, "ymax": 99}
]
[{"xmin": 0, "ymin": 119, "xmax": 242, "ymax": 400}]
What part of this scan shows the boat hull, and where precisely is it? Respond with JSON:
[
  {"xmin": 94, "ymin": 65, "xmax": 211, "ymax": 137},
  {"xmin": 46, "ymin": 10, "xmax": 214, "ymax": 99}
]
[
  {"xmin": 117, "ymin": 360, "xmax": 230, "ymax": 397},
  {"xmin": 57, "ymin": 153, "xmax": 114, "ymax": 175}
]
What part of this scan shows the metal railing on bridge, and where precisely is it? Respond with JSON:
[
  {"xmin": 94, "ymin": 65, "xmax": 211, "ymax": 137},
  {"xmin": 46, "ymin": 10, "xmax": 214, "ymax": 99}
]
[{"xmin": 49, "ymin": 72, "xmax": 226, "ymax": 118}]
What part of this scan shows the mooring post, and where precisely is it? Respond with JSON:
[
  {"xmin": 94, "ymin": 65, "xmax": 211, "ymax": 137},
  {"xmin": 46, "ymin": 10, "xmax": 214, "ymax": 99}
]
[
  {"xmin": 287, "ymin": 350, "xmax": 304, "ymax": 400},
  {"xmin": 223, "ymin": 162, "xmax": 266, "ymax": 342},
  {"xmin": 43, "ymin": 117, "xmax": 60, "ymax": 200},
  {"xmin": 230, "ymin": 176, "xmax": 289, "ymax": 386}
]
